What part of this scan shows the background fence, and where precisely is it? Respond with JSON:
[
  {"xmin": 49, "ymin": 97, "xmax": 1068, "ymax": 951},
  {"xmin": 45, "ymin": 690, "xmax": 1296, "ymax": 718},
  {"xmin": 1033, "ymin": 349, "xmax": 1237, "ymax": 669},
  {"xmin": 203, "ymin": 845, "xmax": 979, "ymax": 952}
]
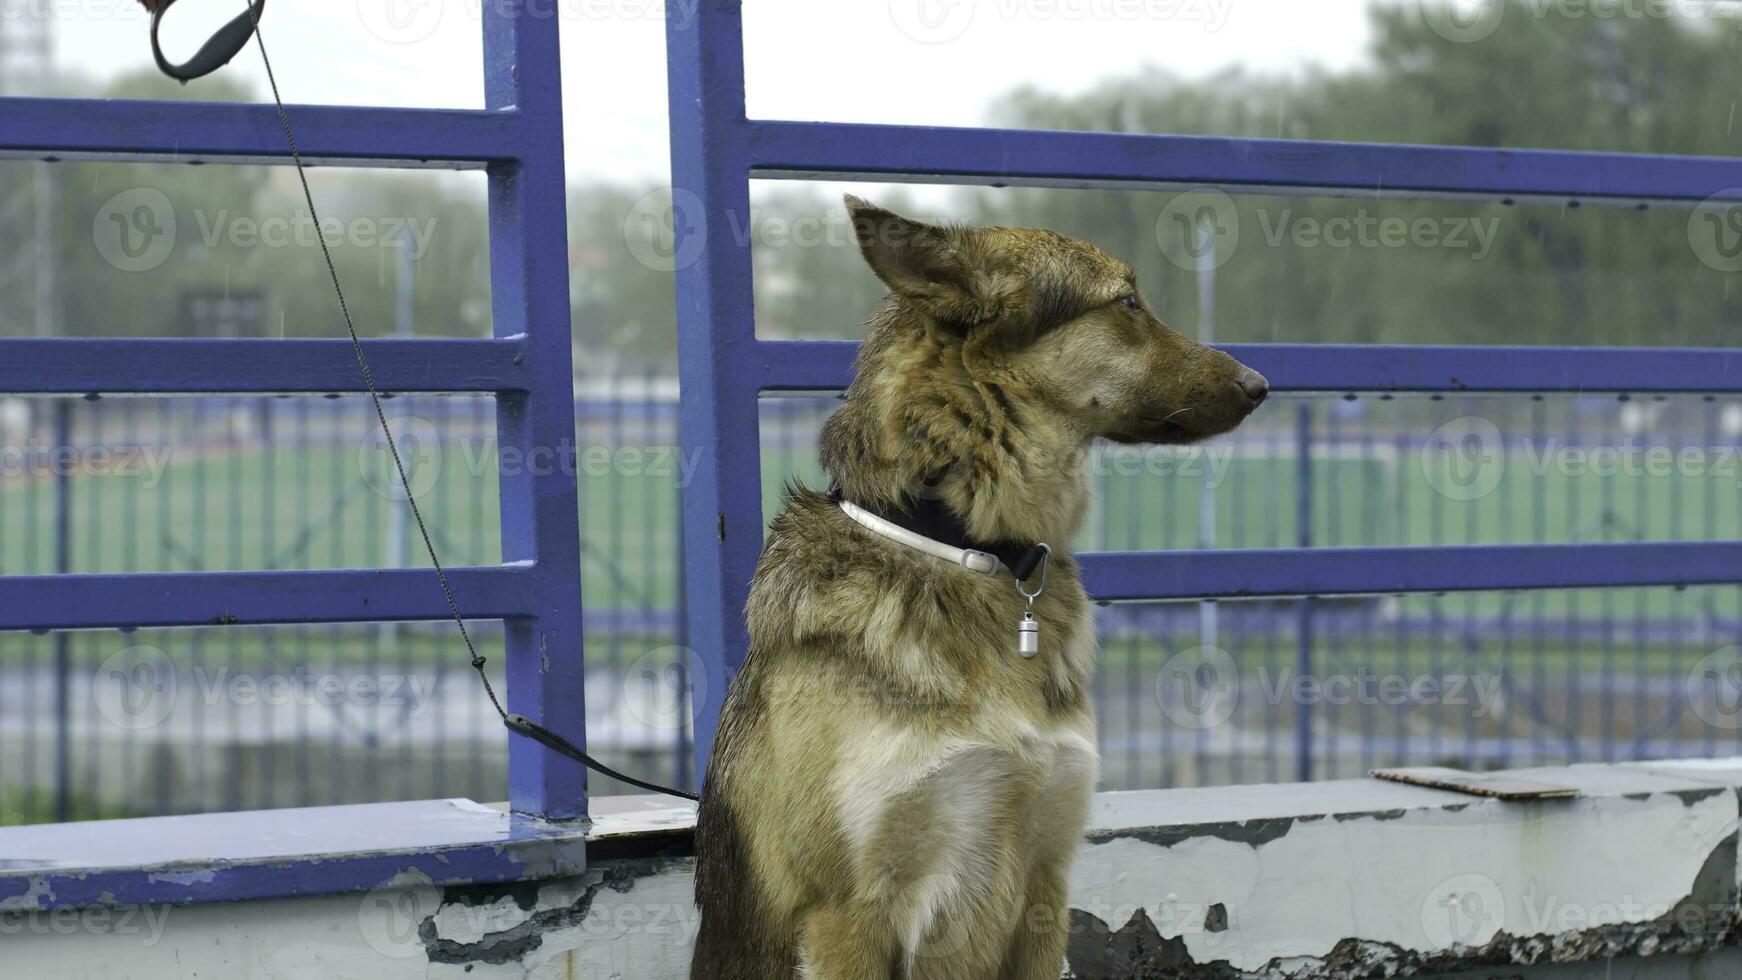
[{"xmin": 2, "ymin": 383, "xmax": 1740, "ymax": 823}]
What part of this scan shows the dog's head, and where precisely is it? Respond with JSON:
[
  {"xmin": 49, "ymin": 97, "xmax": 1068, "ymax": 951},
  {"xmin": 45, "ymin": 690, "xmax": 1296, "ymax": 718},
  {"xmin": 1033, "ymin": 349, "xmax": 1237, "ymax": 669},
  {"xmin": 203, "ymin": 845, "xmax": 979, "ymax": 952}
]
[{"xmin": 844, "ymin": 195, "xmax": 1267, "ymax": 446}]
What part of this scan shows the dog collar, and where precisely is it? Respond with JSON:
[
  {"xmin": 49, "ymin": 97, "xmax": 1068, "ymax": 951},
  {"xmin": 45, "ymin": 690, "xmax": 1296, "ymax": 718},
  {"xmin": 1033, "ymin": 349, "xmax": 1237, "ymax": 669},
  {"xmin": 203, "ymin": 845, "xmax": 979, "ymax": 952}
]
[{"xmin": 830, "ymin": 488, "xmax": 1051, "ymax": 582}]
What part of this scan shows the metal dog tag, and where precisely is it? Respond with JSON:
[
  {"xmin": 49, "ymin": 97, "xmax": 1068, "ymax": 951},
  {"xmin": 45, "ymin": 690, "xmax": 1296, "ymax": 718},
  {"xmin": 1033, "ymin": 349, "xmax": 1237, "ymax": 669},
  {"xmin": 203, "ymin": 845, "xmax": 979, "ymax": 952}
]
[{"xmin": 1017, "ymin": 612, "xmax": 1040, "ymax": 657}]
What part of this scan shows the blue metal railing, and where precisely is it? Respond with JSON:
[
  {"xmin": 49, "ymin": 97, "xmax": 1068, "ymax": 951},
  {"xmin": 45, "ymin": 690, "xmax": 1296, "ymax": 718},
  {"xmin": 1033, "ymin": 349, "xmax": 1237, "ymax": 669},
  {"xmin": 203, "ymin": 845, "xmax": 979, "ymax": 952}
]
[
  {"xmin": 4, "ymin": 390, "xmax": 1740, "ymax": 822},
  {"xmin": 665, "ymin": 0, "xmax": 1742, "ymax": 779},
  {"xmin": 0, "ymin": 4, "xmax": 591, "ymax": 821}
]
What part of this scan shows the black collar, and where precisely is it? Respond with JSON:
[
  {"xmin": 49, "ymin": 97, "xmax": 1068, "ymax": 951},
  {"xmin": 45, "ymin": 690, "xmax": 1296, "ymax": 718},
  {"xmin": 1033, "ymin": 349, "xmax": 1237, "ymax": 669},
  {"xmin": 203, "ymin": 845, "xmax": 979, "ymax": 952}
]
[{"xmin": 829, "ymin": 487, "xmax": 1050, "ymax": 582}]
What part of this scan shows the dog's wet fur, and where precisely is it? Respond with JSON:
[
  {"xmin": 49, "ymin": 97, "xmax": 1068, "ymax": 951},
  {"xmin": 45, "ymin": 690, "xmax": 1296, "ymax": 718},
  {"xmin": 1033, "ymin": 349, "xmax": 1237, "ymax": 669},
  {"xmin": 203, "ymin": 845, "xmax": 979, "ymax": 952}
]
[{"xmin": 690, "ymin": 197, "xmax": 1267, "ymax": 979}]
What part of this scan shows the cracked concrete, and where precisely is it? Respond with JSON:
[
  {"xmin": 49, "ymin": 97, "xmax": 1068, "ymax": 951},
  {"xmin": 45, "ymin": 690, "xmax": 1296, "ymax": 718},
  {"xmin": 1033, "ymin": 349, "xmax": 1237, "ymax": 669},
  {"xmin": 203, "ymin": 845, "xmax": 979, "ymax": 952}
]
[{"xmin": 8, "ymin": 761, "xmax": 1742, "ymax": 979}]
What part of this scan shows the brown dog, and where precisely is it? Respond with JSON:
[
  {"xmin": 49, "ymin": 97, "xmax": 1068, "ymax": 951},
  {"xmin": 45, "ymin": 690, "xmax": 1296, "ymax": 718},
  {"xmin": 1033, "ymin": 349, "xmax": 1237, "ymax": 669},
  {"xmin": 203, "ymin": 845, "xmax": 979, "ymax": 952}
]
[{"xmin": 690, "ymin": 197, "xmax": 1268, "ymax": 979}]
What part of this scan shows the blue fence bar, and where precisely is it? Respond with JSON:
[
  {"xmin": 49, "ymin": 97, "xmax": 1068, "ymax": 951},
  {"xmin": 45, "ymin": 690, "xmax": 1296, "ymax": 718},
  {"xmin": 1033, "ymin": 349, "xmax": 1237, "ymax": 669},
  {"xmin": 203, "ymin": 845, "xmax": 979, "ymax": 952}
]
[
  {"xmin": 0, "ymin": 98, "xmax": 517, "ymax": 168},
  {"xmin": 0, "ymin": 566, "xmax": 539, "ymax": 631},
  {"xmin": 1080, "ymin": 542, "xmax": 1742, "ymax": 602},
  {"xmin": 753, "ymin": 341, "xmax": 1742, "ymax": 395},
  {"xmin": 0, "ymin": 339, "xmax": 532, "ymax": 394},
  {"xmin": 747, "ymin": 120, "xmax": 1742, "ymax": 205}
]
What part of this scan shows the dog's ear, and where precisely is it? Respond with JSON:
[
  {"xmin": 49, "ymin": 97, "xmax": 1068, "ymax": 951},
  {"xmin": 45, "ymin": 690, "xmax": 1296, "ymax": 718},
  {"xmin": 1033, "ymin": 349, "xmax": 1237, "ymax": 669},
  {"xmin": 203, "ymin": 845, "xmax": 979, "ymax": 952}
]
[{"xmin": 845, "ymin": 195, "xmax": 991, "ymax": 328}]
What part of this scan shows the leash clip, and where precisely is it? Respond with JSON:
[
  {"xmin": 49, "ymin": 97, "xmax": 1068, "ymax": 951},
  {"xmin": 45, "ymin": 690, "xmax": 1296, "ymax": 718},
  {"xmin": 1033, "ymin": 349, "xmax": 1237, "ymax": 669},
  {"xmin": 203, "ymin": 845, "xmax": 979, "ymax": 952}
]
[{"xmin": 149, "ymin": 0, "xmax": 267, "ymax": 84}]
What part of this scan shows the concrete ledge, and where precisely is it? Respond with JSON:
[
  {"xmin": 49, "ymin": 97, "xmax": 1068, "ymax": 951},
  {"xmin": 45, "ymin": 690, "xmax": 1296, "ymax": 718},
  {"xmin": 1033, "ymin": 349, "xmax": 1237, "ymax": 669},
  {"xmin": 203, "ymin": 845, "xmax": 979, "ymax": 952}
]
[
  {"xmin": 4, "ymin": 761, "xmax": 1741, "ymax": 978},
  {"xmin": 1069, "ymin": 762, "xmax": 1741, "ymax": 977}
]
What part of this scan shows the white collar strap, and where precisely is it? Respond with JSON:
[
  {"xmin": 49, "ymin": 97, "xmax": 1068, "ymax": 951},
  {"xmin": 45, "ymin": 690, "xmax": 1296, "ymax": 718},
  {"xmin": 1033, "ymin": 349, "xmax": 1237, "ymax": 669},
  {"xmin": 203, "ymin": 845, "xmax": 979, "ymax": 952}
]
[{"xmin": 838, "ymin": 499, "xmax": 1002, "ymax": 576}]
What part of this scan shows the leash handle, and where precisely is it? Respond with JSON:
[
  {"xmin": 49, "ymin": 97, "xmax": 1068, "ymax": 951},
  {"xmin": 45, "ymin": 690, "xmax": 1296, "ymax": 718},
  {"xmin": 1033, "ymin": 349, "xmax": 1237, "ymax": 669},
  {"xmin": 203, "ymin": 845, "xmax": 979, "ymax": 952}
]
[{"xmin": 151, "ymin": 0, "xmax": 267, "ymax": 83}]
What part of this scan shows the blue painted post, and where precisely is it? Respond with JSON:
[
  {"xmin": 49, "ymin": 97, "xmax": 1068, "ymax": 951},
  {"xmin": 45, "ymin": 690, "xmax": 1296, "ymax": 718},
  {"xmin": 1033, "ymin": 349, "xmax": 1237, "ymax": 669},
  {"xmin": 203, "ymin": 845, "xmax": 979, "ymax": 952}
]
[
  {"xmin": 483, "ymin": 2, "xmax": 590, "ymax": 820},
  {"xmin": 52, "ymin": 399, "xmax": 71, "ymax": 823},
  {"xmin": 1294, "ymin": 402, "xmax": 1313, "ymax": 783},
  {"xmin": 666, "ymin": 0, "xmax": 764, "ymax": 781}
]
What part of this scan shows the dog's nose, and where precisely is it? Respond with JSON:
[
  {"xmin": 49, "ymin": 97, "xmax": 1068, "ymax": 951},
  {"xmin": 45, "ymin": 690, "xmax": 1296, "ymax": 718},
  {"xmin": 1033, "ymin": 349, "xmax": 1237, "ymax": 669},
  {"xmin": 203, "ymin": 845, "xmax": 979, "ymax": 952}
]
[{"xmin": 1235, "ymin": 367, "xmax": 1270, "ymax": 405}]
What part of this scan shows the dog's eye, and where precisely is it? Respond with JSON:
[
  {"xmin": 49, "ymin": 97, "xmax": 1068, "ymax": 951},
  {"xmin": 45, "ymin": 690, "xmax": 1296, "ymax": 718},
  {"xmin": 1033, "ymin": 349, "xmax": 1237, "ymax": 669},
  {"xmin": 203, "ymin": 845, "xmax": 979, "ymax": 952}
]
[{"xmin": 1120, "ymin": 294, "xmax": 1140, "ymax": 311}]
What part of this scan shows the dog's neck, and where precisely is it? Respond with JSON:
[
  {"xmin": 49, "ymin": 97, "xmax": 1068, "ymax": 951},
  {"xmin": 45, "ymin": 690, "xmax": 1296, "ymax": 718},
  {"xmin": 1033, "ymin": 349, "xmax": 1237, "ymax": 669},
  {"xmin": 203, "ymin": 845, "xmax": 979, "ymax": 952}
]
[{"xmin": 819, "ymin": 319, "xmax": 1091, "ymax": 549}]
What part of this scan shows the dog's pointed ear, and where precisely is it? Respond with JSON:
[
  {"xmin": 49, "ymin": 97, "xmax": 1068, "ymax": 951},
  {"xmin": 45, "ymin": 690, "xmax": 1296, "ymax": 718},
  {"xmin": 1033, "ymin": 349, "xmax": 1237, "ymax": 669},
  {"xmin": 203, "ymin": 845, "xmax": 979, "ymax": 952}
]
[{"xmin": 845, "ymin": 195, "xmax": 988, "ymax": 328}]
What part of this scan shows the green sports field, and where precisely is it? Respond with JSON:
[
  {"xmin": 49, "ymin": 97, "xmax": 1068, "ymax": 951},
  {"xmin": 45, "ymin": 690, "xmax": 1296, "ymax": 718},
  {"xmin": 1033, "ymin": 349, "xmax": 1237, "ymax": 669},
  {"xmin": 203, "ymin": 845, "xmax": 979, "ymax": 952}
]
[{"xmin": 1, "ymin": 429, "xmax": 1737, "ymax": 623}]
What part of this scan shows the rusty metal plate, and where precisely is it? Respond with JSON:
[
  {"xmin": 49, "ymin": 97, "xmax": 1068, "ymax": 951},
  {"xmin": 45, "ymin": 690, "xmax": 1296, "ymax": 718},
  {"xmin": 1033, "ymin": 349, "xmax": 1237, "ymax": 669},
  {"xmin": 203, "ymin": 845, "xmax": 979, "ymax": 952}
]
[{"xmin": 1371, "ymin": 766, "xmax": 1579, "ymax": 800}]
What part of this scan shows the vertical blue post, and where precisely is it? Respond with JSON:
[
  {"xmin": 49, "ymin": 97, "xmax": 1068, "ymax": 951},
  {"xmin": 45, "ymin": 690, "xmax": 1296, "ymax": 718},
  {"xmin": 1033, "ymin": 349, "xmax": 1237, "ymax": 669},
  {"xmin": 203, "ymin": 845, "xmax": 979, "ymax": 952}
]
[
  {"xmin": 1294, "ymin": 402, "xmax": 1313, "ymax": 783},
  {"xmin": 667, "ymin": 0, "xmax": 763, "ymax": 780},
  {"xmin": 484, "ymin": 1, "xmax": 590, "ymax": 820},
  {"xmin": 52, "ymin": 399, "xmax": 71, "ymax": 823}
]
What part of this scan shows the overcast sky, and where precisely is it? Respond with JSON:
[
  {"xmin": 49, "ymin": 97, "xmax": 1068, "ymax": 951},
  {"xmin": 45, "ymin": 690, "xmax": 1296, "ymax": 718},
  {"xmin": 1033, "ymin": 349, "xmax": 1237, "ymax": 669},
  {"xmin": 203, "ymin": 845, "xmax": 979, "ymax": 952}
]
[{"xmin": 26, "ymin": 0, "xmax": 1388, "ymax": 184}]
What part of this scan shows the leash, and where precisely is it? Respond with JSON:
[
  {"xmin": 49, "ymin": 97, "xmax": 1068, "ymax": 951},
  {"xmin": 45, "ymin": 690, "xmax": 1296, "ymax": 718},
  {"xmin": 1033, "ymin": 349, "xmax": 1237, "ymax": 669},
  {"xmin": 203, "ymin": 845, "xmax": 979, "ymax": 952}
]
[{"xmin": 150, "ymin": 1, "xmax": 698, "ymax": 803}]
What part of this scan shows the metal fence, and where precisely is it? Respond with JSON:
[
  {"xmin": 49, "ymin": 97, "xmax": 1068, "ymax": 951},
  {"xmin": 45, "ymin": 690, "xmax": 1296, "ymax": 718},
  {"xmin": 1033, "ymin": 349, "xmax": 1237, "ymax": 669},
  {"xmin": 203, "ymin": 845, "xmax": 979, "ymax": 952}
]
[{"xmin": 2, "ymin": 384, "xmax": 1740, "ymax": 823}]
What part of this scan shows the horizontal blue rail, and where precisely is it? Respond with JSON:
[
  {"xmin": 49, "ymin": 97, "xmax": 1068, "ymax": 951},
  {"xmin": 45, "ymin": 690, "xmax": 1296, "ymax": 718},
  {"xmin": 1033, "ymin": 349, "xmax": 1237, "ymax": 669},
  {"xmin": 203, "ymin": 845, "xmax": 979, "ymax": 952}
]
[
  {"xmin": 0, "ymin": 799, "xmax": 590, "ymax": 912},
  {"xmin": 0, "ymin": 566, "xmax": 538, "ymax": 631},
  {"xmin": 0, "ymin": 338, "xmax": 531, "ymax": 394},
  {"xmin": 0, "ymin": 98, "xmax": 517, "ymax": 168},
  {"xmin": 755, "ymin": 341, "xmax": 1742, "ymax": 394},
  {"xmin": 748, "ymin": 120, "xmax": 1742, "ymax": 205},
  {"xmin": 1081, "ymin": 541, "xmax": 1742, "ymax": 601}
]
